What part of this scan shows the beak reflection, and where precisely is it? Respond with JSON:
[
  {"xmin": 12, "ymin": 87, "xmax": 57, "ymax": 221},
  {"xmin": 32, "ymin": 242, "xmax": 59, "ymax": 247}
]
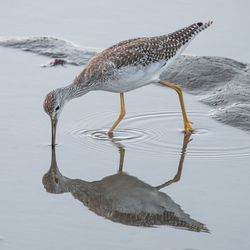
[{"xmin": 51, "ymin": 117, "xmax": 58, "ymax": 147}]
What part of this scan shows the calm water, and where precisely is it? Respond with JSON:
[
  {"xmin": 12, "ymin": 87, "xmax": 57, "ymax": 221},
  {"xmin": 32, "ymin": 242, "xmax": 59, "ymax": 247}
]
[{"xmin": 1, "ymin": 1, "xmax": 250, "ymax": 249}]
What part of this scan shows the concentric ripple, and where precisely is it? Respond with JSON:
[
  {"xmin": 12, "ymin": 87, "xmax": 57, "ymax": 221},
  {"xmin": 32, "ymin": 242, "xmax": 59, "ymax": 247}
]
[
  {"xmin": 69, "ymin": 111, "xmax": 250, "ymax": 159},
  {"xmin": 80, "ymin": 128, "xmax": 146, "ymax": 142}
]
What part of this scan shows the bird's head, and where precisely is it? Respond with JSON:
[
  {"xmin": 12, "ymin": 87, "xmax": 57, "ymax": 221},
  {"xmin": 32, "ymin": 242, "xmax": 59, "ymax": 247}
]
[
  {"xmin": 43, "ymin": 89, "xmax": 65, "ymax": 119},
  {"xmin": 43, "ymin": 89, "xmax": 65, "ymax": 146}
]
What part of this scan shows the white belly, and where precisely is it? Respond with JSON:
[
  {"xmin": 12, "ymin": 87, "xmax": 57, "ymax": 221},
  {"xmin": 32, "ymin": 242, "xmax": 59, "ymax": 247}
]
[
  {"xmin": 99, "ymin": 52, "xmax": 182, "ymax": 93},
  {"xmin": 99, "ymin": 60, "xmax": 170, "ymax": 93}
]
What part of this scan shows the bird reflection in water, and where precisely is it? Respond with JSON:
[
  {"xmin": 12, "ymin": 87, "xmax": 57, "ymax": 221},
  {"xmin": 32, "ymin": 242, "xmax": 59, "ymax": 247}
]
[{"xmin": 43, "ymin": 133, "xmax": 209, "ymax": 232}]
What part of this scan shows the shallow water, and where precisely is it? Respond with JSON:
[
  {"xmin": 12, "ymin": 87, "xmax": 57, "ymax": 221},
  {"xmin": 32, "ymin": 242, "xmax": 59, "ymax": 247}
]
[
  {"xmin": 1, "ymin": 46, "xmax": 250, "ymax": 250},
  {"xmin": 1, "ymin": 1, "xmax": 250, "ymax": 250}
]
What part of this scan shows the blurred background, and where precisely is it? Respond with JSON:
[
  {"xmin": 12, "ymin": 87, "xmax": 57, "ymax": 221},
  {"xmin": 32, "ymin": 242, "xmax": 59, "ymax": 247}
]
[{"xmin": 1, "ymin": 0, "xmax": 250, "ymax": 62}]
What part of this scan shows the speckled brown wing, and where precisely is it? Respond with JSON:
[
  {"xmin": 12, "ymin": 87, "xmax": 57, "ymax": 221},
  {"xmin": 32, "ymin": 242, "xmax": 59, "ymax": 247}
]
[
  {"xmin": 103, "ymin": 38, "xmax": 182, "ymax": 68},
  {"xmin": 87, "ymin": 22, "xmax": 212, "ymax": 70},
  {"xmin": 76, "ymin": 21, "xmax": 212, "ymax": 84},
  {"xmin": 85, "ymin": 36, "xmax": 180, "ymax": 69}
]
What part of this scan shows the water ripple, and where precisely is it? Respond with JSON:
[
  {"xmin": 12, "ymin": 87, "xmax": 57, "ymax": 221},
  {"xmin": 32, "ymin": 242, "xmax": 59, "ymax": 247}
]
[{"xmin": 69, "ymin": 111, "xmax": 250, "ymax": 159}]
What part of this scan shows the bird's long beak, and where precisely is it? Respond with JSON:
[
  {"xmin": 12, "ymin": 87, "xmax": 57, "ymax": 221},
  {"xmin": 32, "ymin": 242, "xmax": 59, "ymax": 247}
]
[{"xmin": 51, "ymin": 117, "xmax": 58, "ymax": 147}]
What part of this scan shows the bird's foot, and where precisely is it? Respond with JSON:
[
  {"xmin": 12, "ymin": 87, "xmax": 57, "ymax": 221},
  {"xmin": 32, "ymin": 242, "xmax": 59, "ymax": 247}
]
[
  {"xmin": 107, "ymin": 130, "xmax": 114, "ymax": 138},
  {"xmin": 184, "ymin": 121, "xmax": 193, "ymax": 134}
]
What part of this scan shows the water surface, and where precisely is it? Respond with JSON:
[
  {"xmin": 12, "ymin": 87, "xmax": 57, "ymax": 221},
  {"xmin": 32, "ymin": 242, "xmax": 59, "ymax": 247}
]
[{"xmin": 1, "ymin": 46, "xmax": 250, "ymax": 250}]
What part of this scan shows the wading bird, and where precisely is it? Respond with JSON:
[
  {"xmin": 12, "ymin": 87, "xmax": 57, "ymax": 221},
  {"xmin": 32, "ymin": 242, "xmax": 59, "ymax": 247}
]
[{"xmin": 43, "ymin": 21, "xmax": 212, "ymax": 146}]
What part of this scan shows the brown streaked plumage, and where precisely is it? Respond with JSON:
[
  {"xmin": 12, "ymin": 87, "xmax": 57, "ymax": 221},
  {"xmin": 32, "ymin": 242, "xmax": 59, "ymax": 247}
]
[
  {"xmin": 43, "ymin": 90, "xmax": 57, "ymax": 115},
  {"xmin": 43, "ymin": 21, "xmax": 213, "ymax": 146},
  {"xmin": 75, "ymin": 21, "xmax": 212, "ymax": 84}
]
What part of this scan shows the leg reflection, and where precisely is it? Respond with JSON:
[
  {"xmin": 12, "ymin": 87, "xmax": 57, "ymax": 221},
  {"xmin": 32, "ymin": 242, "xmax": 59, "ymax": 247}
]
[
  {"xmin": 156, "ymin": 132, "xmax": 192, "ymax": 190},
  {"xmin": 108, "ymin": 131, "xmax": 192, "ymax": 189},
  {"xmin": 108, "ymin": 133, "xmax": 125, "ymax": 173},
  {"xmin": 118, "ymin": 146, "xmax": 125, "ymax": 172}
]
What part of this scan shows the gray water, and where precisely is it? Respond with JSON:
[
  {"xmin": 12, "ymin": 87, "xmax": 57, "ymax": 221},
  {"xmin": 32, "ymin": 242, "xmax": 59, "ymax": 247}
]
[{"xmin": 1, "ymin": 1, "xmax": 250, "ymax": 250}]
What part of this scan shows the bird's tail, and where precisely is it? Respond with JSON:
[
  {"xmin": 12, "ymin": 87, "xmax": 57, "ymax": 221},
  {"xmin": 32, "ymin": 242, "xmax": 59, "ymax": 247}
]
[{"xmin": 168, "ymin": 21, "xmax": 213, "ymax": 45}]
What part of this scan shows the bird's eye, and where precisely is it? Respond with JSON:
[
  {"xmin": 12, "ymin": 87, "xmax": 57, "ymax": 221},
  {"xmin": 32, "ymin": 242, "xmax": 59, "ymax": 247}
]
[{"xmin": 55, "ymin": 105, "xmax": 60, "ymax": 111}]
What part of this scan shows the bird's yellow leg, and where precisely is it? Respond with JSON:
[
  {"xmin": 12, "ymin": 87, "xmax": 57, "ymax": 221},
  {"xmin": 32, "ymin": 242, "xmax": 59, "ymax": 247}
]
[
  {"xmin": 159, "ymin": 80, "xmax": 193, "ymax": 133},
  {"xmin": 108, "ymin": 93, "xmax": 126, "ymax": 136}
]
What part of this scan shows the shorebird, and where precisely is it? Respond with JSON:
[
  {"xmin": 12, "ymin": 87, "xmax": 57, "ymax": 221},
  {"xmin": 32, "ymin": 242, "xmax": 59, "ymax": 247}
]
[
  {"xmin": 43, "ymin": 21, "xmax": 213, "ymax": 146},
  {"xmin": 43, "ymin": 133, "xmax": 208, "ymax": 231}
]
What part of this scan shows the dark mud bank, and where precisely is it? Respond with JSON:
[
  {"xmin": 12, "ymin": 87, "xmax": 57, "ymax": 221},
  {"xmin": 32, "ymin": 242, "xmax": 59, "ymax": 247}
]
[
  {"xmin": 162, "ymin": 56, "xmax": 250, "ymax": 131},
  {"xmin": 1, "ymin": 36, "xmax": 249, "ymax": 131}
]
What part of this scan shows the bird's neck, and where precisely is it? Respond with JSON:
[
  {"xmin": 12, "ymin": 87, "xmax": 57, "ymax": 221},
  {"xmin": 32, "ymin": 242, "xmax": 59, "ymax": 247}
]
[{"xmin": 61, "ymin": 81, "xmax": 90, "ymax": 103}]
